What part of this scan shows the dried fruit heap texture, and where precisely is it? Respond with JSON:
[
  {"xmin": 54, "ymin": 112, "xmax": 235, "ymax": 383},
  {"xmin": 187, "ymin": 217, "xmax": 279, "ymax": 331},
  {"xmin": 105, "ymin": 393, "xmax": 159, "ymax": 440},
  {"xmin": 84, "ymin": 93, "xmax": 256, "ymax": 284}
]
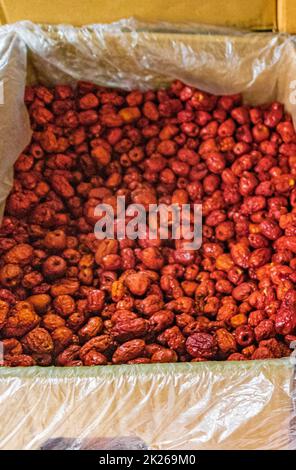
[{"xmin": 0, "ymin": 80, "xmax": 295, "ymax": 367}]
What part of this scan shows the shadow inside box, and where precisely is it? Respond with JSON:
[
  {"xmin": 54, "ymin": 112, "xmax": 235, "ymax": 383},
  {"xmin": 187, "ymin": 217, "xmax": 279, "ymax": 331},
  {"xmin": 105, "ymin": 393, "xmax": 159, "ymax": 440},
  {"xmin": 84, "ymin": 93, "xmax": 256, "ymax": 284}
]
[{"xmin": 40, "ymin": 436, "xmax": 148, "ymax": 450}]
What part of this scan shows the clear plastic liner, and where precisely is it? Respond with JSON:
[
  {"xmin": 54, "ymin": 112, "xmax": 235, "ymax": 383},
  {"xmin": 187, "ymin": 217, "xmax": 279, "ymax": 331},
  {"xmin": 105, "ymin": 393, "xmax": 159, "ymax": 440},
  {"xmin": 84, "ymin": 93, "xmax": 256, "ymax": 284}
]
[
  {"xmin": 0, "ymin": 19, "xmax": 295, "ymax": 450},
  {"xmin": 0, "ymin": 360, "xmax": 295, "ymax": 450}
]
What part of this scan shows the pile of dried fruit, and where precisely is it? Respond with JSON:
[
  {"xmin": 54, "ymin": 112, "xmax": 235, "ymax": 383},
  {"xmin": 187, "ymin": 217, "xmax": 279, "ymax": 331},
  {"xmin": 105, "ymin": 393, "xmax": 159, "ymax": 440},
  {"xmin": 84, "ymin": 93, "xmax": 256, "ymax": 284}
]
[{"xmin": 0, "ymin": 80, "xmax": 295, "ymax": 366}]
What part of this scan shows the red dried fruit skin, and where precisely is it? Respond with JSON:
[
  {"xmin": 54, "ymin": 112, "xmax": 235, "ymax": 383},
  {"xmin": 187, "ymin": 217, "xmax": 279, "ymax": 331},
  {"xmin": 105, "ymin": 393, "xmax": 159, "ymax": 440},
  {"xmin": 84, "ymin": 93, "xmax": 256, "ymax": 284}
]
[
  {"xmin": 149, "ymin": 310, "xmax": 175, "ymax": 333},
  {"xmin": 42, "ymin": 313, "xmax": 65, "ymax": 331},
  {"xmin": 216, "ymin": 328, "xmax": 237, "ymax": 356},
  {"xmin": 2, "ymin": 338, "xmax": 23, "ymax": 355},
  {"xmin": 254, "ymin": 319, "xmax": 276, "ymax": 342},
  {"xmin": 235, "ymin": 325, "xmax": 255, "ymax": 347},
  {"xmin": 2, "ymin": 301, "xmax": 40, "ymax": 338},
  {"xmin": 1, "ymin": 81, "xmax": 296, "ymax": 365},
  {"xmin": 111, "ymin": 318, "xmax": 149, "ymax": 342},
  {"xmin": 78, "ymin": 317, "xmax": 104, "ymax": 343},
  {"xmin": 56, "ymin": 345, "xmax": 81, "ymax": 366},
  {"xmin": 112, "ymin": 339, "xmax": 146, "ymax": 364},
  {"xmin": 82, "ymin": 350, "xmax": 108, "ymax": 366},
  {"xmin": 227, "ymin": 353, "xmax": 246, "ymax": 361},
  {"xmin": 136, "ymin": 295, "xmax": 164, "ymax": 317},
  {"xmin": 124, "ymin": 272, "xmax": 150, "ymax": 296},
  {"xmin": 79, "ymin": 335, "xmax": 114, "ymax": 361},
  {"xmin": 151, "ymin": 349, "xmax": 178, "ymax": 363},
  {"xmin": 51, "ymin": 326, "xmax": 74, "ymax": 354},
  {"xmin": 275, "ymin": 289, "xmax": 296, "ymax": 335},
  {"xmin": 0, "ymin": 300, "xmax": 9, "ymax": 329},
  {"xmin": 4, "ymin": 244, "xmax": 34, "ymax": 266},
  {"xmin": 185, "ymin": 332, "xmax": 218, "ymax": 359},
  {"xmin": 4, "ymin": 354, "xmax": 36, "ymax": 367},
  {"xmin": 22, "ymin": 327, "xmax": 54, "ymax": 354},
  {"xmin": 251, "ymin": 347, "xmax": 274, "ymax": 360},
  {"xmin": 86, "ymin": 289, "xmax": 105, "ymax": 313},
  {"xmin": 50, "ymin": 279, "xmax": 79, "ymax": 297},
  {"xmin": 157, "ymin": 326, "xmax": 186, "ymax": 353},
  {"xmin": 53, "ymin": 295, "xmax": 75, "ymax": 317}
]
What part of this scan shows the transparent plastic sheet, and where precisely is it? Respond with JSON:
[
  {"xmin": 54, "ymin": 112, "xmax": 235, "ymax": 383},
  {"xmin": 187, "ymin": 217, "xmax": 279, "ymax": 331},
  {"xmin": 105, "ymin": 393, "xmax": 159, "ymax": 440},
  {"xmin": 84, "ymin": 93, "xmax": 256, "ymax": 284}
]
[
  {"xmin": 0, "ymin": 19, "xmax": 295, "ymax": 450},
  {"xmin": 0, "ymin": 29, "xmax": 31, "ymax": 218},
  {"xmin": 0, "ymin": 360, "xmax": 294, "ymax": 450}
]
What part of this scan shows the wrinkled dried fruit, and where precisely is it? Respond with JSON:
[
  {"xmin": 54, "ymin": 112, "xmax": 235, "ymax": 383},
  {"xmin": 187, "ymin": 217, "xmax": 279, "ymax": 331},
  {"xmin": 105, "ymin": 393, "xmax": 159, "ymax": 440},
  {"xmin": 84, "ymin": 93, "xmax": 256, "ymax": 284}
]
[
  {"xmin": 186, "ymin": 333, "xmax": 218, "ymax": 359},
  {"xmin": 22, "ymin": 327, "xmax": 54, "ymax": 354},
  {"xmin": 112, "ymin": 339, "xmax": 146, "ymax": 364}
]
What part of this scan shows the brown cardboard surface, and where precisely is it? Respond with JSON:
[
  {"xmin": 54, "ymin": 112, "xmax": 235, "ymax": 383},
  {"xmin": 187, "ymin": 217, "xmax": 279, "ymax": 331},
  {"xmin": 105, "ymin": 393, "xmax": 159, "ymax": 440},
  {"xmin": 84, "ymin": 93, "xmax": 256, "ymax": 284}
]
[
  {"xmin": 278, "ymin": 0, "xmax": 296, "ymax": 33},
  {"xmin": 0, "ymin": 0, "xmax": 276, "ymax": 30}
]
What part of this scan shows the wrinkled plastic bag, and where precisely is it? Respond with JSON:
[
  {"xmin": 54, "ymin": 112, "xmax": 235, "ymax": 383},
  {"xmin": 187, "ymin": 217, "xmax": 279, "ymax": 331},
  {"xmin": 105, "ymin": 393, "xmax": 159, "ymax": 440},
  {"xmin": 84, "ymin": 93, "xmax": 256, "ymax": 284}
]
[
  {"xmin": 0, "ymin": 360, "xmax": 295, "ymax": 450},
  {"xmin": 0, "ymin": 19, "xmax": 295, "ymax": 450}
]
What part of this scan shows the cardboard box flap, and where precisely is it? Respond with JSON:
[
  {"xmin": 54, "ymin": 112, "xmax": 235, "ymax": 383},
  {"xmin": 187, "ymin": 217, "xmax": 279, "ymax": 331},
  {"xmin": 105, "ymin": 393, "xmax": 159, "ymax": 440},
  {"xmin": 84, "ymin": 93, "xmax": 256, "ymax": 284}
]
[
  {"xmin": 278, "ymin": 0, "xmax": 296, "ymax": 33},
  {"xmin": 0, "ymin": 0, "xmax": 276, "ymax": 30}
]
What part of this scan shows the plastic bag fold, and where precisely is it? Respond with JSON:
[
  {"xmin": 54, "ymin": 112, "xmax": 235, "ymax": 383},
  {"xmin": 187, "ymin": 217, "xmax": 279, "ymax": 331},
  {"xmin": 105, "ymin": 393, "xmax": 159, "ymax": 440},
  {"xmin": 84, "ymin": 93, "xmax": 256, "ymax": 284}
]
[{"xmin": 0, "ymin": 360, "xmax": 295, "ymax": 450}]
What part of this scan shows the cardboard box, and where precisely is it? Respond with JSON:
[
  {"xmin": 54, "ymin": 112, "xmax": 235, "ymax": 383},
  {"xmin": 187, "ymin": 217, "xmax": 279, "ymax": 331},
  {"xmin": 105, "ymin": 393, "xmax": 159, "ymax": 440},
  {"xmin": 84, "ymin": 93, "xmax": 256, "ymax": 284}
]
[
  {"xmin": 0, "ymin": 0, "xmax": 276, "ymax": 30},
  {"xmin": 278, "ymin": 0, "xmax": 296, "ymax": 33},
  {"xmin": 0, "ymin": 22, "xmax": 295, "ymax": 449}
]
